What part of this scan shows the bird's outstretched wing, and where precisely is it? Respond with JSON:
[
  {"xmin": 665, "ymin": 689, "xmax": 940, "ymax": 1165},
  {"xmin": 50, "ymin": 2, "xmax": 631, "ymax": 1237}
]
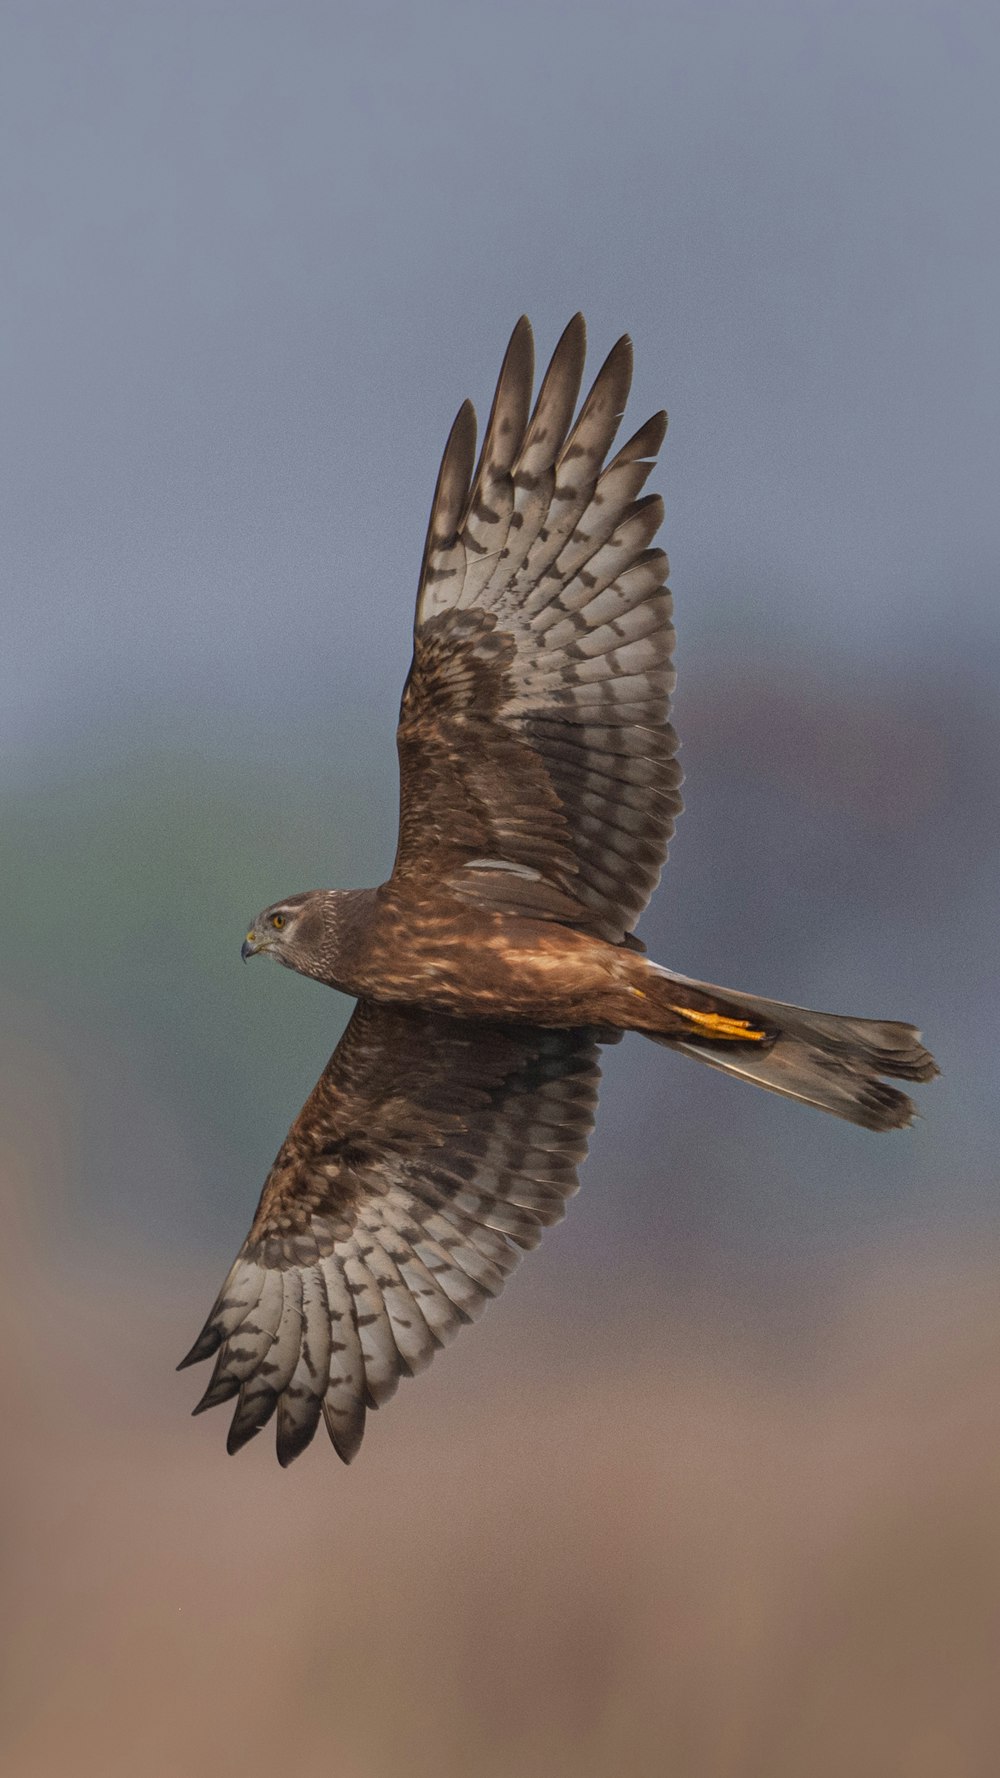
[
  {"xmin": 393, "ymin": 315, "xmax": 681, "ymax": 945},
  {"xmin": 180, "ymin": 1001, "xmax": 606, "ymax": 1464}
]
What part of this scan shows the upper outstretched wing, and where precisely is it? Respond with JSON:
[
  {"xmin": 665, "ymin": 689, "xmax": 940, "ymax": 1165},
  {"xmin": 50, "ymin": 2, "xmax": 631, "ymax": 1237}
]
[
  {"xmin": 392, "ymin": 315, "xmax": 681, "ymax": 946},
  {"xmin": 180, "ymin": 1001, "xmax": 606, "ymax": 1465}
]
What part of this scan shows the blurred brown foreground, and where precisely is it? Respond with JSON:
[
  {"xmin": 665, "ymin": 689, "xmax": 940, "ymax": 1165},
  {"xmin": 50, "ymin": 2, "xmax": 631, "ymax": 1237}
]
[{"xmin": 2, "ymin": 1204, "xmax": 999, "ymax": 1777}]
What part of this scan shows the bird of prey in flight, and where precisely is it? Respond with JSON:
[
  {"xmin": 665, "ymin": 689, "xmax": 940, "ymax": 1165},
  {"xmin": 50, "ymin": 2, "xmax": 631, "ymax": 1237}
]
[{"xmin": 180, "ymin": 317, "xmax": 937, "ymax": 1465}]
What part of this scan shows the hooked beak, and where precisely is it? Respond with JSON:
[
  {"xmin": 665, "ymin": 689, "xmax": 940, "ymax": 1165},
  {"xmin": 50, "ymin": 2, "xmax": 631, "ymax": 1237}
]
[{"xmin": 241, "ymin": 931, "xmax": 259, "ymax": 962}]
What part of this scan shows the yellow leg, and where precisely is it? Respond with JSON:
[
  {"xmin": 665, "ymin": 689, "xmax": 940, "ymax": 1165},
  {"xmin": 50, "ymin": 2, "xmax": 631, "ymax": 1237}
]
[{"xmin": 672, "ymin": 1006, "xmax": 768, "ymax": 1042}]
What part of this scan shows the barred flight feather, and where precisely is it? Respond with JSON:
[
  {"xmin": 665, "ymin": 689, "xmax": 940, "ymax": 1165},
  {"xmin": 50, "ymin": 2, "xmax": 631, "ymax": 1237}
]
[
  {"xmin": 338, "ymin": 1242, "xmax": 402, "ymax": 1406},
  {"xmin": 181, "ymin": 1003, "xmax": 603, "ymax": 1464},
  {"xmin": 402, "ymin": 315, "xmax": 678, "ymax": 944}
]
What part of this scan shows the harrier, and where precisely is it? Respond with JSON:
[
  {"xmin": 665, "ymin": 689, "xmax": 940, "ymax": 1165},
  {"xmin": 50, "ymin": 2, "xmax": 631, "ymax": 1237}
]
[{"xmin": 181, "ymin": 317, "xmax": 937, "ymax": 1464}]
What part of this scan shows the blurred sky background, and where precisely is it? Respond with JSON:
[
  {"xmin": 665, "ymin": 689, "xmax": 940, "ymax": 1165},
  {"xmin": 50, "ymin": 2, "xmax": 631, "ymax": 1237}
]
[{"xmin": 2, "ymin": 2, "xmax": 999, "ymax": 1774}]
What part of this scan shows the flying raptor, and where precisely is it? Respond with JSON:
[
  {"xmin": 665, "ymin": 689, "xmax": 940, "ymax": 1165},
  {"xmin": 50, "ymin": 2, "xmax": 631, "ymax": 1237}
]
[{"xmin": 181, "ymin": 317, "xmax": 937, "ymax": 1464}]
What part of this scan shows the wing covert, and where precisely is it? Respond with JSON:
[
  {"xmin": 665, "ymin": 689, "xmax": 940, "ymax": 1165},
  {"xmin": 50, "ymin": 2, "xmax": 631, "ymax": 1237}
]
[
  {"xmin": 180, "ymin": 1001, "xmax": 606, "ymax": 1464},
  {"xmin": 395, "ymin": 315, "xmax": 681, "ymax": 944}
]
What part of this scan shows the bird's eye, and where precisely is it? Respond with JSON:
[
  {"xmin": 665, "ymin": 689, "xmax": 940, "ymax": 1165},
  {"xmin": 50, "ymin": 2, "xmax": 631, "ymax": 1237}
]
[{"xmin": 270, "ymin": 913, "xmax": 286, "ymax": 930}]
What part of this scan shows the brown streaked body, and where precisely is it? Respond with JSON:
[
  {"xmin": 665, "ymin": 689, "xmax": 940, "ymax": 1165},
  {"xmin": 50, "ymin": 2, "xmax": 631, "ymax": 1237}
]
[
  {"xmin": 187, "ymin": 316, "xmax": 937, "ymax": 1467},
  {"xmin": 254, "ymin": 882, "xmax": 770, "ymax": 1039}
]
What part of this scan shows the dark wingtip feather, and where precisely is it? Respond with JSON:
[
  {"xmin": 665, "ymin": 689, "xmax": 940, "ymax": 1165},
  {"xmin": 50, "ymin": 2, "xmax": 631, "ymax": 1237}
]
[
  {"xmin": 191, "ymin": 1351, "xmax": 241, "ymax": 1415},
  {"xmin": 191, "ymin": 1381, "xmax": 239, "ymax": 1417},
  {"xmin": 177, "ymin": 1325, "xmax": 220, "ymax": 1371},
  {"xmin": 541, "ymin": 311, "xmax": 585, "ymax": 370},
  {"xmin": 276, "ymin": 1427, "xmax": 313, "ymax": 1468},
  {"xmin": 606, "ymin": 331, "xmax": 634, "ymax": 389},
  {"xmin": 323, "ymin": 1399, "xmax": 366, "ymax": 1465},
  {"xmin": 507, "ymin": 313, "xmax": 534, "ymax": 360},
  {"xmin": 415, "ymin": 395, "xmax": 478, "ymax": 603},
  {"xmin": 430, "ymin": 399, "xmax": 477, "ymax": 529},
  {"xmin": 226, "ymin": 1419, "xmax": 262, "ymax": 1455},
  {"xmin": 609, "ymin": 410, "xmax": 668, "ymax": 470},
  {"xmin": 564, "ymin": 330, "xmax": 633, "ymax": 458},
  {"xmin": 225, "ymin": 1385, "xmax": 281, "ymax": 1454},
  {"xmin": 274, "ymin": 1395, "xmax": 324, "ymax": 1467},
  {"xmin": 557, "ymin": 312, "xmax": 587, "ymax": 373},
  {"xmin": 444, "ymin": 398, "xmax": 478, "ymax": 501},
  {"xmin": 493, "ymin": 316, "xmax": 534, "ymax": 413},
  {"xmin": 518, "ymin": 315, "xmax": 588, "ymax": 472},
  {"xmin": 467, "ymin": 316, "xmax": 535, "ymax": 494},
  {"xmin": 177, "ymin": 1347, "xmax": 207, "ymax": 1373},
  {"xmin": 632, "ymin": 491, "xmax": 665, "ymax": 530}
]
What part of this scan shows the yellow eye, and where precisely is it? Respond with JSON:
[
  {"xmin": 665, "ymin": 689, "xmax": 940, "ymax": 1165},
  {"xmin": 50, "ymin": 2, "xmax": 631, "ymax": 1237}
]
[{"xmin": 270, "ymin": 913, "xmax": 285, "ymax": 930}]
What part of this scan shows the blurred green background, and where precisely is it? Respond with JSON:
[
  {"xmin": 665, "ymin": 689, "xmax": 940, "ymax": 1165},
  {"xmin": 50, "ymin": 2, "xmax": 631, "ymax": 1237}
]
[{"xmin": 2, "ymin": 3, "xmax": 999, "ymax": 1774}]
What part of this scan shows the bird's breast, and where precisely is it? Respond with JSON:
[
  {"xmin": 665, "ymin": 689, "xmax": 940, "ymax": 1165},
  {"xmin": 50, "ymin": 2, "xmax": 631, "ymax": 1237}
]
[{"xmin": 345, "ymin": 893, "xmax": 628, "ymax": 1026}]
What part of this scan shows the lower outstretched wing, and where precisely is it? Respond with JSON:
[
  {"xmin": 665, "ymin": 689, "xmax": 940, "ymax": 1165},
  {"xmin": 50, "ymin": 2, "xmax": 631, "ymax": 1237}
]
[{"xmin": 180, "ymin": 1001, "xmax": 607, "ymax": 1465}]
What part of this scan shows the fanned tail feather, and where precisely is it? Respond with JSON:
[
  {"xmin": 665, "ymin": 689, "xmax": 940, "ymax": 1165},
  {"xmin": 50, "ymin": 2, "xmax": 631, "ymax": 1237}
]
[{"xmin": 645, "ymin": 967, "xmax": 938, "ymax": 1132}]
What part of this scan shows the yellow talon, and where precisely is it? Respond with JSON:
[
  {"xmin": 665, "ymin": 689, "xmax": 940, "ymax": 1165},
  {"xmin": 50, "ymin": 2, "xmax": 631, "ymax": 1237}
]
[{"xmin": 676, "ymin": 1007, "xmax": 767, "ymax": 1042}]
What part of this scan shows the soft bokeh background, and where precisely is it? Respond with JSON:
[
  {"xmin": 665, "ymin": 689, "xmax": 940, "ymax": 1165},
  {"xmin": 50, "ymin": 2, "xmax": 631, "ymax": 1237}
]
[{"xmin": 2, "ymin": 2, "xmax": 999, "ymax": 1773}]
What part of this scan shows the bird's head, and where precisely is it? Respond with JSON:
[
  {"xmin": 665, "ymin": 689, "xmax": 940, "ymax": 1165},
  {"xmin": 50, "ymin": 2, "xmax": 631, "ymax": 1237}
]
[{"xmin": 241, "ymin": 892, "xmax": 328, "ymax": 978}]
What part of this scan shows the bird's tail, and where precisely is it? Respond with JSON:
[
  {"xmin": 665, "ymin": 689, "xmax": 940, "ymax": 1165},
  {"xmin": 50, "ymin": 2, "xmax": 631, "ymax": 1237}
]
[{"xmin": 639, "ymin": 965, "xmax": 938, "ymax": 1131}]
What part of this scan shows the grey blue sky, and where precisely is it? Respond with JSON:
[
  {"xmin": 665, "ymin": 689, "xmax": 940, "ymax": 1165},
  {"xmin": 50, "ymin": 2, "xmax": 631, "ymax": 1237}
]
[{"xmin": 3, "ymin": 0, "xmax": 997, "ymax": 762}]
